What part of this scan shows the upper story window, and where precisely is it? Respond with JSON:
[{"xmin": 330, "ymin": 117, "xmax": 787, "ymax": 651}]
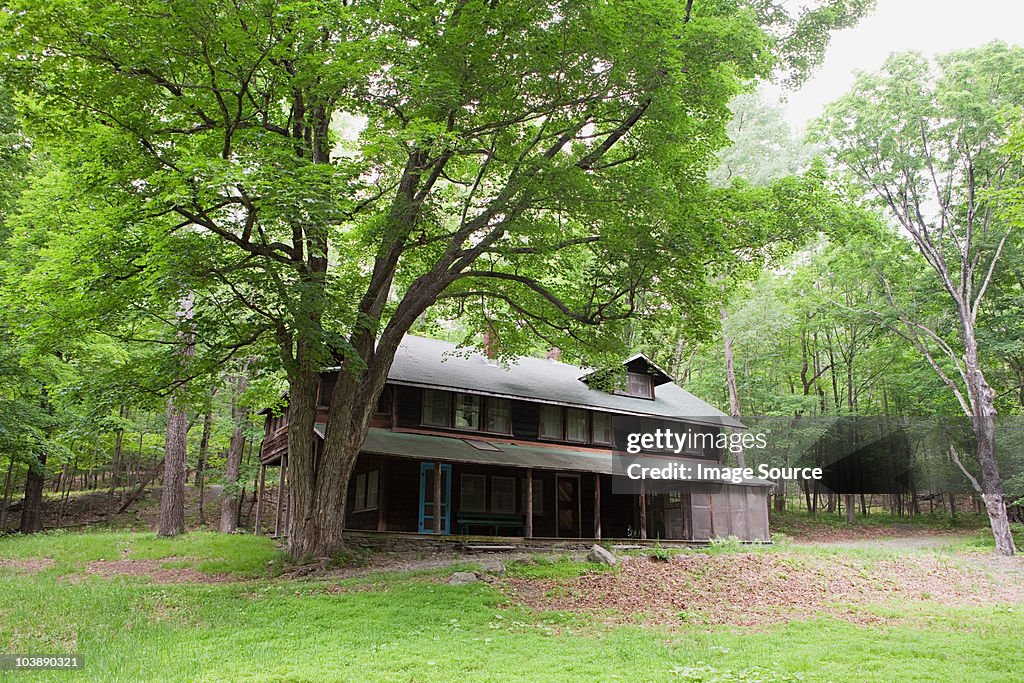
[
  {"xmin": 565, "ymin": 408, "xmax": 588, "ymax": 442},
  {"xmin": 422, "ymin": 389, "xmax": 451, "ymax": 427},
  {"xmin": 421, "ymin": 390, "xmax": 512, "ymax": 434},
  {"xmin": 538, "ymin": 404, "xmax": 563, "ymax": 439},
  {"xmin": 454, "ymin": 394, "xmax": 480, "ymax": 429},
  {"xmin": 485, "ymin": 398, "xmax": 511, "ymax": 433},
  {"xmin": 625, "ymin": 372, "xmax": 653, "ymax": 399},
  {"xmin": 592, "ymin": 412, "xmax": 613, "ymax": 445},
  {"xmin": 539, "ymin": 405, "xmax": 614, "ymax": 446}
]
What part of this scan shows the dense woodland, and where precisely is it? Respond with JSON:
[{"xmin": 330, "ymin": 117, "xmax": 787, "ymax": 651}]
[{"xmin": 0, "ymin": 1, "xmax": 1021, "ymax": 557}]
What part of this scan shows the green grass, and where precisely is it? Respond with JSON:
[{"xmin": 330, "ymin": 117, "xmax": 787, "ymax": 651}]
[
  {"xmin": 770, "ymin": 509, "xmax": 990, "ymax": 535},
  {"xmin": 1, "ymin": 530, "xmax": 1022, "ymax": 682},
  {"xmin": 0, "ymin": 529, "xmax": 285, "ymax": 577},
  {"xmin": 937, "ymin": 523, "xmax": 1024, "ymax": 553},
  {"xmin": 503, "ymin": 554, "xmax": 616, "ymax": 580}
]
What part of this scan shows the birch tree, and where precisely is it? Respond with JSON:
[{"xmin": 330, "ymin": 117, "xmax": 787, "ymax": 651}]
[{"xmin": 815, "ymin": 43, "xmax": 1024, "ymax": 555}]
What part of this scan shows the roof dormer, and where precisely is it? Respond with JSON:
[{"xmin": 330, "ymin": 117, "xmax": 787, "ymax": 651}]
[{"xmin": 580, "ymin": 353, "xmax": 673, "ymax": 400}]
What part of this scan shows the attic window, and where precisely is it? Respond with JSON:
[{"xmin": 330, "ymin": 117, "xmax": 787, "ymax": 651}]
[{"xmin": 624, "ymin": 372, "xmax": 653, "ymax": 399}]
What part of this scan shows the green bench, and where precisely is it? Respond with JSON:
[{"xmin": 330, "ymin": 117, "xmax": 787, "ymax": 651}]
[{"xmin": 456, "ymin": 511, "xmax": 525, "ymax": 536}]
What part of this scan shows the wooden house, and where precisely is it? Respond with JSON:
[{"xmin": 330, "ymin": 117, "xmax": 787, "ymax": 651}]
[{"xmin": 259, "ymin": 335, "xmax": 772, "ymax": 542}]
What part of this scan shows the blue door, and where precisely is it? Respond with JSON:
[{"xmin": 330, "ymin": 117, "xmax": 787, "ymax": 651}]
[{"xmin": 418, "ymin": 462, "xmax": 452, "ymax": 534}]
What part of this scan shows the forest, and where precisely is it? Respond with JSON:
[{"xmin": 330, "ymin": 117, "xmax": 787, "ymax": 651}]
[{"xmin": 0, "ymin": 1, "xmax": 1021, "ymax": 560}]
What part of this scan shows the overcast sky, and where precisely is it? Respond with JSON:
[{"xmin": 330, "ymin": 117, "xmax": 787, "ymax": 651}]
[{"xmin": 770, "ymin": 0, "xmax": 1024, "ymax": 131}]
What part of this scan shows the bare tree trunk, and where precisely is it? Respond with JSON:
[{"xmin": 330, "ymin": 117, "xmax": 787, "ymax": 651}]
[
  {"xmin": 195, "ymin": 405, "xmax": 213, "ymax": 526},
  {"xmin": 119, "ymin": 457, "xmax": 164, "ymax": 514},
  {"xmin": 20, "ymin": 451, "xmax": 46, "ymax": 534},
  {"xmin": 220, "ymin": 368, "xmax": 250, "ymax": 532},
  {"xmin": 106, "ymin": 407, "xmax": 126, "ymax": 522},
  {"xmin": 844, "ymin": 493, "xmax": 855, "ymax": 524},
  {"xmin": 0, "ymin": 457, "xmax": 16, "ymax": 530},
  {"xmin": 158, "ymin": 396, "xmax": 189, "ymax": 537},
  {"xmin": 57, "ymin": 459, "xmax": 75, "ymax": 527},
  {"xmin": 722, "ymin": 306, "xmax": 745, "ymax": 468}
]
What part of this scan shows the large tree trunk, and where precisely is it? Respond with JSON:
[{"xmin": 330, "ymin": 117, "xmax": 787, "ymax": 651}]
[
  {"xmin": 158, "ymin": 396, "xmax": 189, "ymax": 536},
  {"xmin": 20, "ymin": 451, "xmax": 46, "ymax": 534},
  {"xmin": 286, "ymin": 360, "xmax": 337, "ymax": 557},
  {"xmin": 220, "ymin": 371, "xmax": 250, "ymax": 533},
  {"xmin": 286, "ymin": 314, "xmax": 419, "ymax": 558},
  {"xmin": 963, "ymin": 325, "xmax": 1015, "ymax": 555},
  {"xmin": 158, "ymin": 294, "xmax": 195, "ymax": 537}
]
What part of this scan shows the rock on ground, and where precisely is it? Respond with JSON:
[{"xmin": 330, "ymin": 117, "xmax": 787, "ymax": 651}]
[
  {"xmin": 587, "ymin": 544, "xmax": 617, "ymax": 565},
  {"xmin": 448, "ymin": 571, "xmax": 479, "ymax": 585}
]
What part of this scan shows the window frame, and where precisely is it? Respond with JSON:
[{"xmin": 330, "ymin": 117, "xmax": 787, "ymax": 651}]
[
  {"xmin": 491, "ymin": 475, "xmax": 517, "ymax": 513},
  {"xmin": 625, "ymin": 372, "xmax": 654, "ymax": 399},
  {"xmin": 484, "ymin": 397, "xmax": 512, "ymax": 434},
  {"xmin": 453, "ymin": 393, "xmax": 481, "ymax": 430},
  {"xmin": 353, "ymin": 469, "xmax": 379, "ymax": 513},
  {"xmin": 537, "ymin": 404, "xmax": 564, "ymax": 440},
  {"xmin": 460, "ymin": 473, "xmax": 487, "ymax": 512},
  {"xmin": 591, "ymin": 411, "xmax": 613, "ymax": 445},
  {"xmin": 421, "ymin": 389, "xmax": 452, "ymax": 427},
  {"xmin": 421, "ymin": 390, "xmax": 514, "ymax": 435},
  {"xmin": 565, "ymin": 407, "xmax": 589, "ymax": 443}
]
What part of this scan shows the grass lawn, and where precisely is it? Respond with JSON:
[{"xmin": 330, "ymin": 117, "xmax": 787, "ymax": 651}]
[{"xmin": 1, "ymin": 530, "xmax": 1022, "ymax": 682}]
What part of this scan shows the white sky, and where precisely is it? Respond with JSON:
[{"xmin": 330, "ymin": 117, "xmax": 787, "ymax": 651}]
[{"xmin": 770, "ymin": 0, "xmax": 1024, "ymax": 132}]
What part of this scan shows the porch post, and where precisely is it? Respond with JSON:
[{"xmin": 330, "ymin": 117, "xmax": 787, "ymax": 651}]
[
  {"xmin": 433, "ymin": 460, "xmax": 442, "ymax": 534},
  {"xmin": 275, "ymin": 454, "xmax": 287, "ymax": 537},
  {"xmin": 639, "ymin": 480, "xmax": 647, "ymax": 540},
  {"xmin": 593, "ymin": 473, "xmax": 601, "ymax": 540},
  {"xmin": 253, "ymin": 464, "xmax": 266, "ymax": 535},
  {"xmin": 525, "ymin": 469, "xmax": 534, "ymax": 539},
  {"xmin": 282, "ymin": 454, "xmax": 289, "ymax": 534}
]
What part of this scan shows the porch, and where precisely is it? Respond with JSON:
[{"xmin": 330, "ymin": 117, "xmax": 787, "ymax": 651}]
[{"xmin": 255, "ymin": 428, "xmax": 772, "ymax": 542}]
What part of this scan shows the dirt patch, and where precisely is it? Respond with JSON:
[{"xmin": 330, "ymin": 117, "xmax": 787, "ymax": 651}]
[
  {"xmin": 0, "ymin": 557, "xmax": 56, "ymax": 573},
  {"xmin": 84, "ymin": 559, "xmax": 234, "ymax": 584},
  {"xmin": 502, "ymin": 552, "xmax": 1024, "ymax": 628}
]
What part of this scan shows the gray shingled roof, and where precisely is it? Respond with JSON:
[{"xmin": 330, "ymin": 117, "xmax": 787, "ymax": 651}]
[{"xmin": 385, "ymin": 335, "xmax": 744, "ymax": 429}]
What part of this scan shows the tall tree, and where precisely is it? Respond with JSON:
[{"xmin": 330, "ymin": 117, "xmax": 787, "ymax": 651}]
[
  {"xmin": 158, "ymin": 295, "xmax": 195, "ymax": 537},
  {"xmin": 4, "ymin": 0, "xmax": 872, "ymax": 557},
  {"xmin": 814, "ymin": 43, "xmax": 1024, "ymax": 555}
]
